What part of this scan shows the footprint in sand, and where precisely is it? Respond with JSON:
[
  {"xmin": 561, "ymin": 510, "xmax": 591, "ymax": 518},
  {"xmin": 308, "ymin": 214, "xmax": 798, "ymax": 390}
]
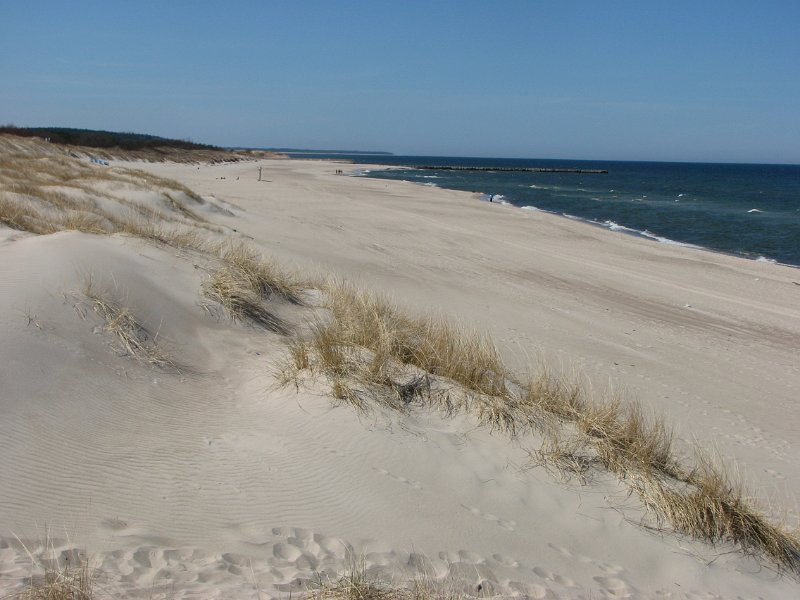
[
  {"xmin": 533, "ymin": 566, "xmax": 578, "ymax": 588},
  {"xmin": 461, "ymin": 504, "xmax": 516, "ymax": 531},
  {"xmin": 324, "ymin": 445, "xmax": 347, "ymax": 457},
  {"xmin": 271, "ymin": 526, "xmax": 351, "ymax": 561},
  {"xmin": 372, "ymin": 467, "xmax": 422, "ymax": 490},
  {"xmin": 492, "ymin": 553, "xmax": 520, "ymax": 568},
  {"xmin": 593, "ymin": 575, "xmax": 635, "ymax": 597},
  {"xmin": 766, "ymin": 468, "xmax": 786, "ymax": 480}
]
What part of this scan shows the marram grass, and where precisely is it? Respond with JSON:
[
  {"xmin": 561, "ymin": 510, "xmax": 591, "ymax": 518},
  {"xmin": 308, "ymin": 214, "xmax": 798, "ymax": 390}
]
[{"xmin": 281, "ymin": 281, "xmax": 800, "ymax": 576}]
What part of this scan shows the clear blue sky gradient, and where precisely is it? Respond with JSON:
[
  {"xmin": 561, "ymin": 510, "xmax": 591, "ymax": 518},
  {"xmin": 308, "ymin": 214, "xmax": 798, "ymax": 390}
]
[{"xmin": 2, "ymin": 1, "xmax": 799, "ymax": 163}]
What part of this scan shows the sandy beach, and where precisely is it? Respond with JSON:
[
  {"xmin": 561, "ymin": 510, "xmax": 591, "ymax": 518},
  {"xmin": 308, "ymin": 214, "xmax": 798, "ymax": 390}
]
[
  {"xmin": 143, "ymin": 158, "xmax": 800, "ymax": 499},
  {"xmin": 2, "ymin": 145, "xmax": 799, "ymax": 599}
]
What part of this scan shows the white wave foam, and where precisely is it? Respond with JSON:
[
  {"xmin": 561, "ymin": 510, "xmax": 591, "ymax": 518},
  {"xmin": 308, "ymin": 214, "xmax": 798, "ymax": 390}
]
[
  {"xmin": 756, "ymin": 255, "xmax": 777, "ymax": 263},
  {"xmin": 521, "ymin": 205, "xmax": 541, "ymax": 211},
  {"xmin": 747, "ymin": 208, "xmax": 764, "ymax": 213},
  {"xmin": 641, "ymin": 230, "xmax": 700, "ymax": 248},
  {"xmin": 595, "ymin": 219, "xmax": 702, "ymax": 249},
  {"xmin": 603, "ymin": 220, "xmax": 638, "ymax": 234}
]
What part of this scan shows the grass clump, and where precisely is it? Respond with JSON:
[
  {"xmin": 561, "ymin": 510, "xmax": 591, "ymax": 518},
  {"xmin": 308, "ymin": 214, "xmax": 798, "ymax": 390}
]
[
  {"xmin": 281, "ymin": 281, "xmax": 518, "ymax": 432},
  {"xmin": 79, "ymin": 276, "xmax": 174, "ymax": 370},
  {"xmin": 217, "ymin": 241, "xmax": 305, "ymax": 305},
  {"xmin": 305, "ymin": 557, "xmax": 471, "ymax": 600},
  {"xmin": 633, "ymin": 457, "xmax": 800, "ymax": 572},
  {"xmin": 281, "ymin": 282, "xmax": 800, "ymax": 576},
  {"xmin": 200, "ymin": 241, "xmax": 306, "ymax": 333},
  {"xmin": 11, "ymin": 561, "xmax": 93, "ymax": 600},
  {"xmin": 201, "ymin": 266, "xmax": 291, "ymax": 334}
]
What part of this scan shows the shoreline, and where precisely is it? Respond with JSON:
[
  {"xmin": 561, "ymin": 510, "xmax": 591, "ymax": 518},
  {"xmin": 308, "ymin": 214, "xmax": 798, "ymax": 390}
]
[
  {"xmin": 136, "ymin": 157, "xmax": 800, "ymax": 481},
  {"xmin": 346, "ymin": 161, "xmax": 799, "ymax": 268}
]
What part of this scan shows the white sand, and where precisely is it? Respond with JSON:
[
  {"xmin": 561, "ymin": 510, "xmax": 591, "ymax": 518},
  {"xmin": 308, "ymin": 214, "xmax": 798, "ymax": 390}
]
[{"xmin": 1, "ymin": 155, "xmax": 799, "ymax": 598}]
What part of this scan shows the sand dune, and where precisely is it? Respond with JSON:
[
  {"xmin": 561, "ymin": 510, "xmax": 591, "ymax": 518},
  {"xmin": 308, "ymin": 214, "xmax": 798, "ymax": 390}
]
[{"xmin": 1, "ymin": 144, "xmax": 799, "ymax": 598}]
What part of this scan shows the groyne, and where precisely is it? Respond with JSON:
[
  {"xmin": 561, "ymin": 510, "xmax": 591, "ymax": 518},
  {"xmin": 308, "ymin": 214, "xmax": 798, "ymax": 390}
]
[{"xmin": 413, "ymin": 166, "xmax": 608, "ymax": 174}]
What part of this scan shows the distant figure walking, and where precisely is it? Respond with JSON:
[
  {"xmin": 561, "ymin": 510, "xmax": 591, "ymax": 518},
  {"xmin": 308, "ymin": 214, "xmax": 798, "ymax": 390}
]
[{"xmin": 489, "ymin": 194, "xmax": 494, "ymax": 202}]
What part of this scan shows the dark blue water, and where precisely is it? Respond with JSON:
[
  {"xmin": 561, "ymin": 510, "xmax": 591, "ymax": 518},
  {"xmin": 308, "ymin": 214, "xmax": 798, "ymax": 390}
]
[{"xmin": 290, "ymin": 154, "xmax": 800, "ymax": 266}]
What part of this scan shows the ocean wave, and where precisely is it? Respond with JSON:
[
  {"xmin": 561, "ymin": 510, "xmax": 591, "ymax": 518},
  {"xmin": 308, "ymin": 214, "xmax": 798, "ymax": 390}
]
[
  {"xmin": 747, "ymin": 208, "xmax": 764, "ymax": 213},
  {"xmin": 756, "ymin": 255, "xmax": 777, "ymax": 263},
  {"xmin": 521, "ymin": 205, "xmax": 541, "ymax": 211},
  {"xmin": 641, "ymin": 230, "xmax": 701, "ymax": 248},
  {"xmin": 591, "ymin": 219, "xmax": 701, "ymax": 248},
  {"xmin": 603, "ymin": 220, "xmax": 638, "ymax": 234}
]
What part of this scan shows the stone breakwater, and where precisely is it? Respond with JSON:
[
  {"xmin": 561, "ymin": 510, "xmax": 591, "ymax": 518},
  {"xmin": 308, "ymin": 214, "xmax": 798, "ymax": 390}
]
[{"xmin": 412, "ymin": 165, "xmax": 608, "ymax": 173}]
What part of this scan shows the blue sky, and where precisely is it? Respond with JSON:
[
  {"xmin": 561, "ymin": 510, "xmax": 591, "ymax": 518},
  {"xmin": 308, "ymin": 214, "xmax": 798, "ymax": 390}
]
[{"xmin": 1, "ymin": 1, "xmax": 799, "ymax": 163}]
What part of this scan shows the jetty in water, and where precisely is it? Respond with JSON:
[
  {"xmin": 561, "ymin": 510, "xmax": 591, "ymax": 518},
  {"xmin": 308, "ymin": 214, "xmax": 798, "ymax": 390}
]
[{"xmin": 412, "ymin": 165, "xmax": 608, "ymax": 174}]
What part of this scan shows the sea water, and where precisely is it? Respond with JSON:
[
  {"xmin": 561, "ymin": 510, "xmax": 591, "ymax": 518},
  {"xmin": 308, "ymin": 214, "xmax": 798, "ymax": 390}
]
[{"xmin": 290, "ymin": 154, "xmax": 800, "ymax": 267}]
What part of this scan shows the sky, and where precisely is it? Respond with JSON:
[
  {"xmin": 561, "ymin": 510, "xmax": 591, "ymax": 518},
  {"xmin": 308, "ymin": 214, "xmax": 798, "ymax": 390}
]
[{"xmin": 1, "ymin": 1, "xmax": 799, "ymax": 163}]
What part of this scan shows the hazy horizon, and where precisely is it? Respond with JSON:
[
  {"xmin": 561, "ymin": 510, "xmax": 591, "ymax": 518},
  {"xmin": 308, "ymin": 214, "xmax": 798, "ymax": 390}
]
[{"xmin": 2, "ymin": 1, "xmax": 799, "ymax": 164}]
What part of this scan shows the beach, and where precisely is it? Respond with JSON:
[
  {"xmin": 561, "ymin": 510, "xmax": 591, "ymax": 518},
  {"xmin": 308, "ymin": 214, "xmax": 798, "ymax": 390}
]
[
  {"xmin": 144, "ymin": 157, "xmax": 800, "ymax": 495},
  {"xmin": 2, "ymin": 146, "xmax": 799, "ymax": 599}
]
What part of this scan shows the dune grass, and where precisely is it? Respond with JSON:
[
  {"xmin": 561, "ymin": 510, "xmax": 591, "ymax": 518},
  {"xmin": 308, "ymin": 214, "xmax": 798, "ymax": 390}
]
[
  {"xmin": 201, "ymin": 265, "xmax": 292, "ymax": 334},
  {"xmin": 199, "ymin": 241, "xmax": 306, "ymax": 333},
  {"xmin": 305, "ymin": 557, "xmax": 472, "ymax": 600},
  {"xmin": 79, "ymin": 276, "xmax": 175, "ymax": 370},
  {"xmin": 281, "ymin": 282, "xmax": 800, "ymax": 576},
  {"xmin": 10, "ymin": 561, "xmax": 93, "ymax": 600}
]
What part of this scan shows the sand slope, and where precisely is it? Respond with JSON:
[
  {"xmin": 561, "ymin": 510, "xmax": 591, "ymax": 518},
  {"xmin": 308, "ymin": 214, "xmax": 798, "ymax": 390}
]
[
  {"xmin": 140, "ymin": 158, "xmax": 800, "ymax": 502},
  {"xmin": 1, "ymin": 153, "xmax": 799, "ymax": 598}
]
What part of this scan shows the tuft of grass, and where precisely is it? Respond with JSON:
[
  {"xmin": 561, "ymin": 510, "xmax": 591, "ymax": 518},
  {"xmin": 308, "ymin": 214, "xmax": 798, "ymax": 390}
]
[
  {"xmin": 576, "ymin": 396, "xmax": 680, "ymax": 479},
  {"xmin": 201, "ymin": 266, "xmax": 291, "ymax": 334},
  {"xmin": 305, "ymin": 556, "xmax": 460, "ymax": 600},
  {"xmin": 12, "ymin": 561, "xmax": 93, "ymax": 600},
  {"xmin": 281, "ymin": 281, "xmax": 515, "ymax": 427},
  {"xmin": 632, "ymin": 456, "xmax": 800, "ymax": 574},
  {"xmin": 307, "ymin": 564, "xmax": 397, "ymax": 600},
  {"xmin": 200, "ymin": 240, "xmax": 306, "ymax": 334},
  {"xmin": 217, "ymin": 241, "xmax": 305, "ymax": 304},
  {"xmin": 80, "ymin": 276, "xmax": 174, "ymax": 370}
]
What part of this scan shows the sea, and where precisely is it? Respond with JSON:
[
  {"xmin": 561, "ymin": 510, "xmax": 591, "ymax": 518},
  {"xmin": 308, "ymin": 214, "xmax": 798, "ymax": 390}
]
[{"xmin": 287, "ymin": 154, "xmax": 800, "ymax": 267}]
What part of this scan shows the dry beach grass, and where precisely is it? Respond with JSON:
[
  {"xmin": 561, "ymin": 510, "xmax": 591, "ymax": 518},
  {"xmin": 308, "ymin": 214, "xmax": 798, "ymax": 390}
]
[{"xmin": 280, "ymin": 282, "xmax": 800, "ymax": 576}]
